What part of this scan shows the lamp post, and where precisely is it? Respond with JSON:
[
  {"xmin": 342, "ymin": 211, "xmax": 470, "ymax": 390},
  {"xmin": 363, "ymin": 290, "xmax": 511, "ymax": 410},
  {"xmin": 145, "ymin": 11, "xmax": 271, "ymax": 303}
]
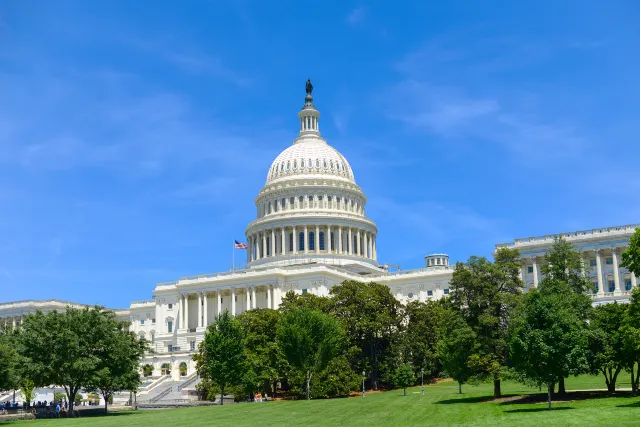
[
  {"xmin": 421, "ymin": 368, "xmax": 424, "ymax": 396},
  {"xmin": 362, "ymin": 371, "xmax": 366, "ymax": 398}
]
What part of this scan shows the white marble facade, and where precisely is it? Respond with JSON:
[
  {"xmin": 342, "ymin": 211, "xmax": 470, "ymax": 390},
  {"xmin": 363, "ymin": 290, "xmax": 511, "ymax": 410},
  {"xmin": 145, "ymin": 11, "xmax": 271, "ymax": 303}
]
[{"xmin": 1, "ymin": 84, "xmax": 638, "ymax": 379}]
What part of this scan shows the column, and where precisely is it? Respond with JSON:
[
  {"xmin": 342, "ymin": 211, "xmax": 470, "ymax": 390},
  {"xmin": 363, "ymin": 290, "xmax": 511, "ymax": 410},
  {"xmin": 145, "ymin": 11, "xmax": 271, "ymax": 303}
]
[
  {"xmin": 271, "ymin": 229, "xmax": 276, "ymax": 257},
  {"xmin": 248, "ymin": 236, "xmax": 252, "ymax": 263},
  {"xmin": 262, "ymin": 232, "xmax": 267, "ymax": 259},
  {"xmin": 368, "ymin": 233, "xmax": 373, "ymax": 259},
  {"xmin": 231, "ymin": 288, "xmax": 236, "ymax": 316},
  {"xmin": 281, "ymin": 228, "xmax": 286, "ymax": 255},
  {"xmin": 356, "ymin": 230, "xmax": 361, "ymax": 256},
  {"xmin": 179, "ymin": 294, "xmax": 184, "ymax": 328},
  {"xmin": 363, "ymin": 232, "xmax": 368, "ymax": 258},
  {"xmin": 327, "ymin": 225, "xmax": 331, "ymax": 253},
  {"xmin": 267, "ymin": 286, "xmax": 272, "ymax": 309},
  {"xmin": 197, "ymin": 293, "xmax": 203, "ymax": 328},
  {"xmin": 520, "ymin": 263, "xmax": 526, "ymax": 283},
  {"xmin": 304, "ymin": 226, "xmax": 309, "ymax": 254},
  {"xmin": 348, "ymin": 228, "xmax": 353, "ymax": 255},
  {"xmin": 338, "ymin": 226, "xmax": 343, "ymax": 254},
  {"xmin": 292, "ymin": 226, "xmax": 297, "ymax": 254},
  {"xmin": 217, "ymin": 291, "xmax": 222, "ymax": 316},
  {"xmin": 315, "ymin": 225, "xmax": 320, "ymax": 254},
  {"xmin": 252, "ymin": 287, "xmax": 257, "ymax": 309},
  {"xmin": 246, "ymin": 288, "xmax": 251, "ymax": 311},
  {"xmin": 184, "ymin": 294, "xmax": 189, "ymax": 330},
  {"xmin": 373, "ymin": 236, "xmax": 377, "ymax": 260},
  {"xmin": 532, "ymin": 258, "xmax": 539, "ymax": 287},
  {"xmin": 203, "ymin": 292, "xmax": 208, "ymax": 326},
  {"xmin": 612, "ymin": 248, "xmax": 621, "ymax": 294},
  {"xmin": 596, "ymin": 250, "xmax": 604, "ymax": 296}
]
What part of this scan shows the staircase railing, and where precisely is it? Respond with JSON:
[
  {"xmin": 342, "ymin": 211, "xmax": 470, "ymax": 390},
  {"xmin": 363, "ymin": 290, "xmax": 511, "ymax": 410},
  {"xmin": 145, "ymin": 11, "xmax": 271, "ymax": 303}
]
[
  {"xmin": 178, "ymin": 373, "xmax": 198, "ymax": 391},
  {"xmin": 150, "ymin": 386, "xmax": 173, "ymax": 403}
]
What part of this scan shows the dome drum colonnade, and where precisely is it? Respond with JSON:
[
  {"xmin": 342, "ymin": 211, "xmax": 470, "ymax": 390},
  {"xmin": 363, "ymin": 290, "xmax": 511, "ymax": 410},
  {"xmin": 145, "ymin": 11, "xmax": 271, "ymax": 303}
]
[{"xmin": 245, "ymin": 79, "xmax": 379, "ymax": 268}]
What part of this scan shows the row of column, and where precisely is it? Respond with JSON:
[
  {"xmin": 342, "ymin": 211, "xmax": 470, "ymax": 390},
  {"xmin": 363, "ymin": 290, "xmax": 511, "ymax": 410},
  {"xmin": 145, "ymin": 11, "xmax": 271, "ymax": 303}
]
[
  {"xmin": 0, "ymin": 316, "xmax": 21, "ymax": 328},
  {"xmin": 521, "ymin": 248, "xmax": 638, "ymax": 296},
  {"xmin": 178, "ymin": 285, "xmax": 276, "ymax": 331},
  {"xmin": 247, "ymin": 225, "xmax": 376, "ymax": 262}
]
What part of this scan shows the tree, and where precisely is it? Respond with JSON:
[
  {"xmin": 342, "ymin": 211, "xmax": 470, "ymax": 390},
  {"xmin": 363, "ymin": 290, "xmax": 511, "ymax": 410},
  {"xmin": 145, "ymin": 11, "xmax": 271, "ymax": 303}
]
[
  {"xmin": 448, "ymin": 248, "xmax": 524, "ymax": 397},
  {"xmin": 16, "ymin": 306, "xmax": 119, "ymax": 415},
  {"xmin": 588, "ymin": 302, "xmax": 627, "ymax": 392},
  {"xmin": 0, "ymin": 328, "xmax": 17, "ymax": 393},
  {"xmin": 509, "ymin": 288, "xmax": 589, "ymax": 410},
  {"xmin": 237, "ymin": 308, "xmax": 285, "ymax": 397},
  {"xmin": 622, "ymin": 287, "xmax": 640, "ymax": 395},
  {"xmin": 621, "ymin": 228, "xmax": 640, "ymax": 278},
  {"xmin": 19, "ymin": 380, "xmax": 36, "ymax": 409},
  {"xmin": 277, "ymin": 307, "xmax": 343, "ymax": 400},
  {"xmin": 279, "ymin": 291, "xmax": 333, "ymax": 314},
  {"xmin": 86, "ymin": 312, "xmax": 147, "ymax": 414},
  {"xmin": 403, "ymin": 300, "xmax": 447, "ymax": 381},
  {"xmin": 393, "ymin": 363, "xmax": 415, "ymax": 396},
  {"xmin": 437, "ymin": 310, "xmax": 477, "ymax": 394},
  {"xmin": 329, "ymin": 281, "xmax": 404, "ymax": 389},
  {"xmin": 193, "ymin": 310, "xmax": 247, "ymax": 405}
]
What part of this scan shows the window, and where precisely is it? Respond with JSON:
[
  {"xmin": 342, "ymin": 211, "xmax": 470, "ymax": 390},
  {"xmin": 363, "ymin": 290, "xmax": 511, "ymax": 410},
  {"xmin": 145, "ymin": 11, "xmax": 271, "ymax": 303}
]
[
  {"xmin": 289, "ymin": 233, "xmax": 294, "ymax": 251},
  {"xmin": 290, "ymin": 197, "xmax": 294, "ymax": 207},
  {"xmin": 427, "ymin": 290, "xmax": 433, "ymax": 297},
  {"xmin": 221, "ymin": 298, "xmax": 224, "ymax": 303},
  {"xmin": 293, "ymin": 160, "xmax": 297, "ymax": 169},
  {"xmin": 190, "ymin": 341, "xmax": 196, "ymax": 351},
  {"xmin": 168, "ymin": 303, "xmax": 173, "ymax": 310},
  {"xmin": 151, "ymin": 332, "xmax": 155, "ymax": 344},
  {"xmin": 167, "ymin": 321, "xmax": 173, "ymax": 333},
  {"xmin": 309, "ymin": 232, "xmax": 315, "ymax": 251},
  {"xmin": 319, "ymin": 232, "xmax": 325, "ymax": 250},
  {"xmin": 444, "ymin": 289, "xmax": 450, "ymax": 295},
  {"xmin": 299, "ymin": 232, "xmax": 305, "ymax": 251},
  {"xmin": 609, "ymin": 281, "xmax": 615, "ymax": 292},
  {"xmin": 281, "ymin": 198, "xmax": 285, "ymax": 209},
  {"xmin": 626, "ymin": 279, "xmax": 633, "ymax": 291},
  {"xmin": 301, "ymin": 159, "xmax": 305, "ymax": 167},
  {"xmin": 593, "ymin": 282, "xmax": 599, "ymax": 293},
  {"xmin": 527, "ymin": 266, "xmax": 534, "ymax": 273},
  {"xmin": 152, "ymin": 318, "xmax": 156, "ymax": 324},
  {"xmin": 140, "ymin": 319, "xmax": 145, "ymax": 325},
  {"xmin": 302, "ymin": 289, "xmax": 308, "ymax": 294},
  {"xmin": 590, "ymin": 259, "xmax": 597, "ymax": 267},
  {"xmin": 168, "ymin": 345, "xmax": 173, "ymax": 353},
  {"xmin": 606, "ymin": 257, "xmax": 613, "ymax": 265}
]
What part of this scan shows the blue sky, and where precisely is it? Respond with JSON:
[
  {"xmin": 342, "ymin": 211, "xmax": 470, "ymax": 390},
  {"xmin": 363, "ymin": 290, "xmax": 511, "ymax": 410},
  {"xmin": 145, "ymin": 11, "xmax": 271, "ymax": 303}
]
[{"xmin": 1, "ymin": 1, "xmax": 639, "ymax": 308}]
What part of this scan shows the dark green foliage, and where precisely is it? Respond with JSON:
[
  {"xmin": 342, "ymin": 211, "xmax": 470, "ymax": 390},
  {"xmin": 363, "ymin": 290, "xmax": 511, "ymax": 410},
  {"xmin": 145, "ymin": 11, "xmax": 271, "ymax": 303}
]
[
  {"xmin": 286, "ymin": 355, "xmax": 360, "ymax": 399},
  {"xmin": 392, "ymin": 363, "xmax": 416, "ymax": 396},
  {"xmin": 279, "ymin": 291, "xmax": 333, "ymax": 314},
  {"xmin": 621, "ymin": 229, "xmax": 640, "ymax": 278},
  {"xmin": 588, "ymin": 302, "xmax": 627, "ymax": 392},
  {"xmin": 622, "ymin": 287, "xmax": 640, "ymax": 395},
  {"xmin": 329, "ymin": 281, "xmax": 404, "ymax": 390},
  {"xmin": 277, "ymin": 307, "xmax": 343, "ymax": 400},
  {"xmin": 193, "ymin": 310, "xmax": 247, "ymax": 405},
  {"xmin": 448, "ymin": 248, "xmax": 524, "ymax": 397},
  {"xmin": 0, "ymin": 327, "xmax": 17, "ymax": 392},
  {"xmin": 403, "ymin": 300, "xmax": 447, "ymax": 381},
  {"xmin": 437, "ymin": 310, "xmax": 477, "ymax": 394}
]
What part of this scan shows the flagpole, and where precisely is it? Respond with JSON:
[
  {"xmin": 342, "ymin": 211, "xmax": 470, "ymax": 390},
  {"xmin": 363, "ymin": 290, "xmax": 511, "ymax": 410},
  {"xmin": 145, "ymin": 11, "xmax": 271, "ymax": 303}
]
[{"xmin": 232, "ymin": 239, "xmax": 235, "ymax": 272}]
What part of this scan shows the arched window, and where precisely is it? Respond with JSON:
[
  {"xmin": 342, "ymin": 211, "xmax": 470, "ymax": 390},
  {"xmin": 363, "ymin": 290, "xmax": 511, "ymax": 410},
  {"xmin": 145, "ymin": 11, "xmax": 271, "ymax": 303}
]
[
  {"xmin": 309, "ymin": 232, "xmax": 315, "ymax": 251},
  {"xmin": 179, "ymin": 362, "xmax": 188, "ymax": 377},
  {"xmin": 330, "ymin": 232, "xmax": 335, "ymax": 250},
  {"xmin": 161, "ymin": 363, "xmax": 171, "ymax": 375},
  {"xmin": 327, "ymin": 196, "xmax": 332, "ymax": 208},
  {"xmin": 319, "ymin": 232, "xmax": 325, "ymax": 250},
  {"xmin": 290, "ymin": 197, "xmax": 294, "ymax": 208},
  {"xmin": 281, "ymin": 163, "xmax": 284, "ymax": 171},
  {"xmin": 289, "ymin": 233, "xmax": 294, "ymax": 251},
  {"xmin": 330, "ymin": 160, "xmax": 334, "ymax": 169},
  {"xmin": 316, "ymin": 159, "xmax": 320, "ymax": 167},
  {"xmin": 309, "ymin": 158, "xmax": 312, "ymax": 167},
  {"xmin": 268, "ymin": 202, "xmax": 272, "ymax": 214},
  {"xmin": 287, "ymin": 161, "xmax": 291, "ymax": 170},
  {"xmin": 274, "ymin": 201, "xmax": 278, "ymax": 212},
  {"xmin": 293, "ymin": 160, "xmax": 297, "ymax": 169},
  {"xmin": 299, "ymin": 232, "xmax": 305, "ymax": 251},
  {"xmin": 301, "ymin": 159, "xmax": 305, "ymax": 167},
  {"xmin": 307, "ymin": 117, "xmax": 311, "ymax": 129},
  {"xmin": 266, "ymin": 236, "xmax": 271, "ymax": 256},
  {"xmin": 281, "ymin": 198, "xmax": 285, "ymax": 209}
]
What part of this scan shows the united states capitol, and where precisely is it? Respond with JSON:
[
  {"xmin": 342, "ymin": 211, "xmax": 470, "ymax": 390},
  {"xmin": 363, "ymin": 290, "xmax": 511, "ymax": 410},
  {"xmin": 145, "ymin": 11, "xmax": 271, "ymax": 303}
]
[{"xmin": 0, "ymin": 82, "xmax": 637, "ymax": 401}]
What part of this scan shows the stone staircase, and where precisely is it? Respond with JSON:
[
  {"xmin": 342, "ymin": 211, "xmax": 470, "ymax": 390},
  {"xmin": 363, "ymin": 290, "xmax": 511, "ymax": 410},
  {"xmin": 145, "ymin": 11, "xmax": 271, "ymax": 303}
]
[{"xmin": 139, "ymin": 375, "xmax": 196, "ymax": 404}]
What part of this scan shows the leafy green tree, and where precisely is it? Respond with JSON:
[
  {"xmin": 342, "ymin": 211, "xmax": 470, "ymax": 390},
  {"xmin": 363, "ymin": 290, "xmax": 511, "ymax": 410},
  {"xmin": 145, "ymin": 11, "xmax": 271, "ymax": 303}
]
[
  {"xmin": 509, "ymin": 287, "xmax": 590, "ymax": 410},
  {"xmin": 329, "ymin": 281, "xmax": 404, "ymax": 389},
  {"xmin": 588, "ymin": 302, "xmax": 627, "ymax": 392},
  {"xmin": 622, "ymin": 287, "xmax": 640, "ymax": 395},
  {"xmin": 403, "ymin": 300, "xmax": 447, "ymax": 381},
  {"xmin": 86, "ymin": 312, "xmax": 147, "ymax": 414},
  {"xmin": 621, "ymin": 228, "xmax": 640, "ymax": 278},
  {"xmin": 437, "ymin": 310, "xmax": 477, "ymax": 394},
  {"xmin": 448, "ymin": 248, "xmax": 523, "ymax": 397},
  {"xmin": 236, "ymin": 308, "xmax": 285, "ymax": 397},
  {"xmin": 539, "ymin": 238, "xmax": 593, "ymax": 394},
  {"xmin": 19, "ymin": 379, "xmax": 36, "ymax": 408},
  {"xmin": 17, "ymin": 306, "xmax": 119, "ymax": 415},
  {"xmin": 279, "ymin": 291, "xmax": 333, "ymax": 314},
  {"xmin": 193, "ymin": 310, "xmax": 247, "ymax": 405},
  {"xmin": 393, "ymin": 363, "xmax": 416, "ymax": 396},
  {"xmin": 0, "ymin": 328, "xmax": 17, "ymax": 392},
  {"xmin": 277, "ymin": 307, "xmax": 343, "ymax": 400}
]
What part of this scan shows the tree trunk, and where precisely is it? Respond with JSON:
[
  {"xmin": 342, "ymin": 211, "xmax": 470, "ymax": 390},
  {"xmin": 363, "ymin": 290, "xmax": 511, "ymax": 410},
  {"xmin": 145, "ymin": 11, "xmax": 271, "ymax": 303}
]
[
  {"xmin": 67, "ymin": 388, "xmax": 76, "ymax": 417},
  {"xmin": 631, "ymin": 365, "xmax": 637, "ymax": 397},
  {"xmin": 306, "ymin": 372, "xmax": 311, "ymax": 400},
  {"xmin": 557, "ymin": 376, "xmax": 566, "ymax": 396},
  {"xmin": 220, "ymin": 385, "xmax": 224, "ymax": 406},
  {"xmin": 458, "ymin": 382, "xmax": 462, "ymax": 394},
  {"xmin": 547, "ymin": 382, "xmax": 553, "ymax": 410},
  {"xmin": 103, "ymin": 392, "xmax": 109, "ymax": 414},
  {"xmin": 404, "ymin": 387, "xmax": 406, "ymax": 396},
  {"xmin": 493, "ymin": 378, "xmax": 501, "ymax": 398},
  {"xmin": 634, "ymin": 363, "xmax": 640, "ymax": 396}
]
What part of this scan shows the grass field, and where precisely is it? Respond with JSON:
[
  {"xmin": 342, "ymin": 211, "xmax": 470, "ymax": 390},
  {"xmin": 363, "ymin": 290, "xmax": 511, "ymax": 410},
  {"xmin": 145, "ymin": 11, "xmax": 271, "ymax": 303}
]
[{"xmin": 5, "ymin": 374, "xmax": 640, "ymax": 427}]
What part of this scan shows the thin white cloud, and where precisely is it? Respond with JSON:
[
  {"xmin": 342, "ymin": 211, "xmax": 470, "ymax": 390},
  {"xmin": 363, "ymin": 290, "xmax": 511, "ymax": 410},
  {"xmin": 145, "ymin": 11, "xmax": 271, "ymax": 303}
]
[{"xmin": 345, "ymin": 7, "xmax": 366, "ymax": 26}]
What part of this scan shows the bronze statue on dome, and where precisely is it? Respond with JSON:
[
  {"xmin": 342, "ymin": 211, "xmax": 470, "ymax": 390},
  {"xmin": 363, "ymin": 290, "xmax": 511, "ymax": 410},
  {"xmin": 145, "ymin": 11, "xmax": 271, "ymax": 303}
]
[{"xmin": 305, "ymin": 78, "xmax": 313, "ymax": 95}]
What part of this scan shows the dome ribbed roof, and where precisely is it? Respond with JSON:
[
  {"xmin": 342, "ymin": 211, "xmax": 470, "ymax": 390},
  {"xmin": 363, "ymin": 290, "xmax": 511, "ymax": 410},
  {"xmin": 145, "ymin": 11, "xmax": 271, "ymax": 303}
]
[{"xmin": 266, "ymin": 140, "xmax": 355, "ymax": 184}]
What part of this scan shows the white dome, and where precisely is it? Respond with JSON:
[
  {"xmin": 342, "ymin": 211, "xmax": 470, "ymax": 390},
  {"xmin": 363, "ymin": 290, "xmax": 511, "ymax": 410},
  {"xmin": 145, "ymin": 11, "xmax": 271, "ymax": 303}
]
[{"xmin": 266, "ymin": 140, "xmax": 355, "ymax": 184}]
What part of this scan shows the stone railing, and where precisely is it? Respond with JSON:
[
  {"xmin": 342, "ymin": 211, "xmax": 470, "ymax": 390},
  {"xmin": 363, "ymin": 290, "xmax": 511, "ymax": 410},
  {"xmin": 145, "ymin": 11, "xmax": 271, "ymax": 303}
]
[{"xmin": 496, "ymin": 223, "xmax": 639, "ymax": 249}]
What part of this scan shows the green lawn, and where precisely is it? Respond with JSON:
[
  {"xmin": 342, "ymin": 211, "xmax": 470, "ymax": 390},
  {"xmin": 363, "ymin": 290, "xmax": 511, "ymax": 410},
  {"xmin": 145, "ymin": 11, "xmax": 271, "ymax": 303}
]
[{"xmin": 6, "ymin": 375, "xmax": 640, "ymax": 427}]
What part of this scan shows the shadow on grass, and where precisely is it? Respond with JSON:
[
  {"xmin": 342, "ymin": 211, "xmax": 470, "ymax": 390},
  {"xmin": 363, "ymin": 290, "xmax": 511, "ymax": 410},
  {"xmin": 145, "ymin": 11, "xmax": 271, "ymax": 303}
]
[
  {"xmin": 436, "ymin": 395, "xmax": 520, "ymax": 405},
  {"xmin": 503, "ymin": 407, "xmax": 574, "ymax": 413},
  {"xmin": 500, "ymin": 390, "xmax": 634, "ymax": 406},
  {"xmin": 616, "ymin": 400, "xmax": 640, "ymax": 408}
]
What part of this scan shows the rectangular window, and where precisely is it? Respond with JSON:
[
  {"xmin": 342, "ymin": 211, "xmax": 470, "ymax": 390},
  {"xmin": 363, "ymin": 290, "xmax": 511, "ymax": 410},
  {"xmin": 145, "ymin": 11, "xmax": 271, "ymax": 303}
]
[
  {"xmin": 168, "ymin": 344, "xmax": 173, "ymax": 352},
  {"xmin": 221, "ymin": 298, "xmax": 224, "ymax": 303},
  {"xmin": 140, "ymin": 319, "xmax": 145, "ymax": 325},
  {"xmin": 443, "ymin": 289, "xmax": 449, "ymax": 295},
  {"xmin": 152, "ymin": 318, "xmax": 156, "ymax": 324},
  {"xmin": 168, "ymin": 321, "xmax": 173, "ymax": 333},
  {"xmin": 319, "ymin": 232, "xmax": 325, "ymax": 250},
  {"xmin": 593, "ymin": 282, "xmax": 599, "ymax": 293},
  {"xmin": 626, "ymin": 279, "xmax": 632, "ymax": 291},
  {"xmin": 427, "ymin": 290, "xmax": 433, "ymax": 296},
  {"xmin": 606, "ymin": 257, "xmax": 613, "ymax": 265},
  {"xmin": 302, "ymin": 289, "xmax": 308, "ymax": 294},
  {"xmin": 168, "ymin": 303, "xmax": 173, "ymax": 310},
  {"xmin": 299, "ymin": 232, "xmax": 305, "ymax": 251},
  {"xmin": 527, "ymin": 266, "xmax": 534, "ymax": 273},
  {"xmin": 190, "ymin": 341, "xmax": 196, "ymax": 351},
  {"xmin": 590, "ymin": 259, "xmax": 597, "ymax": 267},
  {"xmin": 609, "ymin": 281, "xmax": 615, "ymax": 292},
  {"xmin": 309, "ymin": 232, "xmax": 315, "ymax": 251}
]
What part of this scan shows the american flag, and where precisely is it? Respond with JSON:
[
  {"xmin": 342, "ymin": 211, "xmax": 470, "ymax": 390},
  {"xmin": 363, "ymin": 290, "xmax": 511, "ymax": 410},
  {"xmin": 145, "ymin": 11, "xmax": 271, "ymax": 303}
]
[{"xmin": 234, "ymin": 240, "xmax": 248, "ymax": 249}]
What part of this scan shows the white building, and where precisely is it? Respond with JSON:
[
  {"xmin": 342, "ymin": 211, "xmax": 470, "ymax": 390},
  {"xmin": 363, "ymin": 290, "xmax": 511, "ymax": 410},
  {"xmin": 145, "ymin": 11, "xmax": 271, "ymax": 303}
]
[{"xmin": 1, "ymin": 82, "xmax": 638, "ymax": 385}]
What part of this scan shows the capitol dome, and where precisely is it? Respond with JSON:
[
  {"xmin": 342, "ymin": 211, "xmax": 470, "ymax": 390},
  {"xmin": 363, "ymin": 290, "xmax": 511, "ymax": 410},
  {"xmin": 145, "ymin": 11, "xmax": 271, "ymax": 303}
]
[{"xmin": 245, "ymin": 80, "xmax": 378, "ymax": 270}]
